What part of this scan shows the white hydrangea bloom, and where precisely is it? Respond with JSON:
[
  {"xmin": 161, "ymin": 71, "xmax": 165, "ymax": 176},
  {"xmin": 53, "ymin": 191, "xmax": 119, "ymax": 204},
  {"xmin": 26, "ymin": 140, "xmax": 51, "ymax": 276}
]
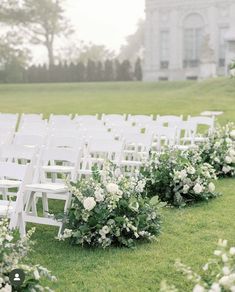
[
  {"xmin": 83, "ymin": 197, "xmax": 96, "ymax": 211},
  {"xmin": 209, "ymin": 182, "xmax": 215, "ymax": 193},
  {"xmin": 106, "ymin": 183, "xmax": 119, "ymax": 194},
  {"xmin": 193, "ymin": 183, "xmax": 203, "ymax": 194}
]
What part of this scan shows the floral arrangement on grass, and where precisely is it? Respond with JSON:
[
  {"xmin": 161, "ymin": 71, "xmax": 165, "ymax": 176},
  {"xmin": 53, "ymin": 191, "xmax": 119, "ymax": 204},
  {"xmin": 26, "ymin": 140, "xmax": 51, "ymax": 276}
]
[
  {"xmin": 59, "ymin": 163, "xmax": 164, "ymax": 248},
  {"xmin": 141, "ymin": 149, "xmax": 218, "ymax": 207},
  {"xmin": 160, "ymin": 239, "xmax": 235, "ymax": 292},
  {"xmin": 199, "ymin": 123, "xmax": 235, "ymax": 177},
  {"xmin": 0, "ymin": 218, "xmax": 56, "ymax": 291}
]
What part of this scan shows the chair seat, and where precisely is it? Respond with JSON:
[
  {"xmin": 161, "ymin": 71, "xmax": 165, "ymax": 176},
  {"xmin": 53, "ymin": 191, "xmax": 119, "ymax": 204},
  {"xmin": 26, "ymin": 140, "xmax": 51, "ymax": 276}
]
[
  {"xmin": 0, "ymin": 200, "xmax": 15, "ymax": 216},
  {"xmin": 0, "ymin": 179, "xmax": 21, "ymax": 188},
  {"xmin": 26, "ymin": 183, "xmax": 68, "ymax": 193},
  {"xmin": 42, "ymin": 165, "xmax": 74, "ymax": 173}
]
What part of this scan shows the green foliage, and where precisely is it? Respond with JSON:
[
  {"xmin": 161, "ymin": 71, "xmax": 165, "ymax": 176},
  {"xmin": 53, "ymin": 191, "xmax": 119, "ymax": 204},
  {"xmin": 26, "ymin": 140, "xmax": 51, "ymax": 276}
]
[
  {"xmin": 141, "ymin": 149, "xmax": 218, "ymax": 207},
  {"xmin": 60, "ymin": 163, "xmax": 163, "ymax": 248},
  {"xmin": 199, "ymin": 123, "xmax": 235, "ymax": 177}
]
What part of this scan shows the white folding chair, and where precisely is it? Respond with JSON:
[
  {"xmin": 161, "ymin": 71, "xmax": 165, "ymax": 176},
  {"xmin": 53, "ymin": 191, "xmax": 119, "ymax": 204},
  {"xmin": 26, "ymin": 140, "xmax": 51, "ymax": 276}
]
[
  {"xmin": 187, "ymin": 116, "xmax": 215, "ymax": 143},
  {"xmin": 19, "ymin": 113, "xmax": 43, "ymax": 128},
  {"xmin": 0, "ymin": 162, "xmax": 34, "ymax": 237},
  {"xmin": 0, "ymin": 113, "xmax": 19, "ymax": 130},
  {"xmin": 128, "ymin": 114, "xmax": 154, "ymax": 127},
  {"xmin": 24, "ymin": 147, "xmax": 81, "ymax": 234}
]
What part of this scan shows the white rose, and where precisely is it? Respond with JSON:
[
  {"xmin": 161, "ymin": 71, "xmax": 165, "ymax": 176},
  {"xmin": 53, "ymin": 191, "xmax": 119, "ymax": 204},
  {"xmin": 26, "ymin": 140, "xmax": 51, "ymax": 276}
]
[
  {"xmin": 101, "ymin": 225, "xmax": 110, "ymax": 234},
  {"xmin": 179, "ymin": 170, "xmax": 187, "ymax": 180},
  {"xmin": 209, "ymin": 182, "xmax": 215, "ymax": 193},
  {"xmin": 214, "ymin": 142, "xmax": 221, "ymax": 148},
  {"xmin": 183, "ymin": 184, "xmax": 190, "ymax": 194},
  {"xmin": 95, "ymin": 192, "xmax": 104, "ymax": 202},
  {"xmin": 83, "ymin": 197, "xmax": 96, "ymax": 211},
  {"xmin": 214, "ymin": 157, "xmax": 220, "ymax": 163},
  {"xmin": 106, "ymin": 183, "xmax": 119, "ymax": 194},
  {"xmin": 0, "ymin": 284, "xmax": 12, "ymax": 292},
  {"xmin": 193, "ymin": 183, "xmax": 203, "ymax": 194},
  {"xmin": 229, "ymin": 247, "xmax": 235, "ymax": 255},
  {"xmin": 193, "ymin": 284, "xmax": 205, "ymax": 292},
  {"xmin": 210, "ymin": 283, "xmax": 221, "ymax": 292},
  {"xmin": 222, "ymin": 267, "xmax": 230, "ymax": 275},
  {"xmin": 226, "ymin": 138, "xmax": 232, "ymax": 144},
  {"xmin": 225, "ymin": 156, "xmax": 232, "ymax": 164},
  {"xmin": 222, "ymin": 166, "xmax": 231, "ymax": 174},
  {"xmin": 229, "ymin": 149, "xmax": 235, "ymax": 157},
  {"xmin": 187, "ymin": 166, "xmax": 196, "ymax": 175},
  {"xmin": 230, "ymin": 130, "xmax": 235, "ymax": 139}
]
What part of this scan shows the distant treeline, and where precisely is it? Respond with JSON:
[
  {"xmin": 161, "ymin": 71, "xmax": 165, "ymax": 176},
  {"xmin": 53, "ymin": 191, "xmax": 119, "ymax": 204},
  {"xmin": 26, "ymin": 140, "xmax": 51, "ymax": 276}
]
[{"xmin": 0, "ymin": 59, "xmax": 143, "ymax": 83}]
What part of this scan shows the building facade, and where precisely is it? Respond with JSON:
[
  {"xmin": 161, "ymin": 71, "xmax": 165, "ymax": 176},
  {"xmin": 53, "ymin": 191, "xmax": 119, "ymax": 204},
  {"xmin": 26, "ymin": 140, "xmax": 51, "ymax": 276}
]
[{"xmin": 144, "ymin": 0, "xmax": 235, "ymax": 81}]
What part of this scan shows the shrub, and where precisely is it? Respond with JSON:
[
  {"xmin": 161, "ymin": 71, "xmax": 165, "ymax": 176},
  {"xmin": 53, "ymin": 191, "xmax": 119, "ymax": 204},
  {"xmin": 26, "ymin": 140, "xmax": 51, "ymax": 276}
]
[
  {"xmin": 160, "ymin": 239, "xmax": 235, "ymax": 292},
  {"xmin": 199, "ymin": 123, "xmax": 235, "ymax": 177},
  {"xmin": 59, "ymin": 163, "xmax": 164, "ymax": 248},
  {"xmin": 0, "ymin": 218, "xmax": 56, "ymax": 291},
  {"xmin": 141, "ymin": 149, "xmax": 218, "ymax": 207}
]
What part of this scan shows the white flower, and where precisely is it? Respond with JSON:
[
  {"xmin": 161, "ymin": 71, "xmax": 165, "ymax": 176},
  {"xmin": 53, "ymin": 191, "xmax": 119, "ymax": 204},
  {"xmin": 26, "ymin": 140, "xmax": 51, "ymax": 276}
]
[
  {"xmin": 106, "ymin": 183, "xmax": 119, "ymax": 194},
  {"xmin": 0, "ymin": 284, "xmax": 12, "ymax": 292},
  {"xmin": 193, "ymin": 284, "xmax": 205, "ymax": 292},
  {"xmin": 179, "ymin": 170, "xmax": 187, "ymax": 180},
  {"xmin": 62, "ymin": 229, "xmax": 73, "ymax": 239},
  {"xmin": 214, "ymin": 157, "xmax": 220, "ymax": 163},
  {"xmin": 218, "ymin": 239, "xmax": 228, "ymax": 247},
  {"xmin": 214, "ymin": 250, "xmax": 222, "ymax": 256},
  {"xmin": 95, "ymin": 192, "xmax": 104, "ymax": 202},
  {"xmin": 209, "ymin": 182, "xmax": 215, "ymax": 193},
  {"xmin": 193, "ymin": 183, "xmax": 203, "ymax": 194},
  {"xmin": 209, "ymin": 283, "xmax": 221, "ymax": 292},
  {"xmin": 5, "ymin": 234, "xmax": 13, "ymax": 242},
  {"xmin": 33, "ymin": 269, "xmax": 40, "ymax": 280},
  {"xmin": 83, "ymin": 197, "xmax": 96, "ymax": 211},
  {"xmin": 222, "ymin": 253, "xmax": 229, "ymax": 263},
  {"xmin": 229, "ymin": 247, "xmax": 235, "ymax": 255},
  {"xmin": 187, "ymin": 166, "xmax": 196, "ymax": 175},
  {"xmin": 222, "ymin": 267, "xmax": 230, "ymax": 275},
  {"xmin": 230, "ymin": 130, "xmax": 235, "ymax": 139},
  {"xmin": 225, "ymin": 156, "xmax": 232, "ymax": 164},
  {"xmin": 101, "ymin": 225, "xmax": 110, "ymax": 235},
  {"xmin": 203, "ymin": 263, "xmax": 209, "ymax": 271},
  {"xmin": 225, "ymin": 138, "xmax": 232, "ymax": 144},
  {"xmin": 222, "ymin": 166, "xmax": 231, "ymax": 174},
  {"xmin": 183, "ymin": 184, "xmax": 190, "ymax": 194},
  {"xmin": 229, "ymin": 149, "xmax": 235, "ymax": 157}
]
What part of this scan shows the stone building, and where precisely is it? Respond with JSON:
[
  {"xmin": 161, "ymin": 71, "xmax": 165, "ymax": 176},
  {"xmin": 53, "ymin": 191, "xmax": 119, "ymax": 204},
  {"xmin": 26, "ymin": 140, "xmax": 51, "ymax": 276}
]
[{"xmin": 143, "ymin": 0, "xmax": 235, "ymax": 81}]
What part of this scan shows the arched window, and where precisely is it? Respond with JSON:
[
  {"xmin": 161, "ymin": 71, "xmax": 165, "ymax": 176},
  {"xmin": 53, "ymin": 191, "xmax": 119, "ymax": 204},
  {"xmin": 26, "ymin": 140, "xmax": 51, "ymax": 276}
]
[{"xmin": 183, "ymin": 14, "xmax": 204, "ymax": 68}]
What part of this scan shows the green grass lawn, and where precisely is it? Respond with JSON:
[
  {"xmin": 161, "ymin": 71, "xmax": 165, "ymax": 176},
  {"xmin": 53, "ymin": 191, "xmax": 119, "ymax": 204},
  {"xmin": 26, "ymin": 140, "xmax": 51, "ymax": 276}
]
[{"xmin": 0, "ymin": 78, "xmax": 235, "ymax": 291}]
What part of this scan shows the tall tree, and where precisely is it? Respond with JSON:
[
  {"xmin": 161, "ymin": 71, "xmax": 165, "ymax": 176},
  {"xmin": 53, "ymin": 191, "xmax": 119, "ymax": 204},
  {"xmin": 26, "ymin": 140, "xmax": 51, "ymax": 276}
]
[
  {"xmin": 134, "ymin": 58, "xmax": 143, "ymax": 81},
  {"xmin": 22, "ymin": 0, "xmax": 73, "ymax": 67},
  {"xmin": 119, "ymin": 19, "xmax": 145, "ymax": 62}
]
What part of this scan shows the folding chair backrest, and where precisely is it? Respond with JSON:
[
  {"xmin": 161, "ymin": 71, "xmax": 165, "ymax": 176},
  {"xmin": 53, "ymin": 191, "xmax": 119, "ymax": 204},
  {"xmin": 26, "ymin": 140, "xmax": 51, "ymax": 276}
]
[
  {"xmin": 0, "ymin": 145, "xmax": 37, "ymax": 163},
  {"xmin": 102, "ymin": 114, "xmax": 126, "ymax": 124},
  {"xmin": 128, "ymin": 115, "xmax": 153, "ymax": 126},
  {"xmin": 49, "ymin": 114, "xmax": 72, "ymax": 125},
  {"xmin": 41, "ymin": 147, "xmax": 79, "ymax": 165},
  {"xmin": 156, "ymin": 115, "xmax": 183, "ymax": 127},
  {"xmin": 19, "ymin": 113, "xmax": 43, "ymax": 127},
  {"xmin": 14, "ymin": 133, "xmax": 46, "ymax": 147},
  {"xmin": 188, "ymin": 116, "xmax": 215, "ymax": 133},
  {"xmin": 47, "ymin": 135, "xmax": 83, "ymax": 149},
  {"xmin": 0, "ymin": 162, "xmax": 28, "ymax": 181},
  {"xmin": 74, "ymin": 115, "xmax": 99, "ymax": 124}
]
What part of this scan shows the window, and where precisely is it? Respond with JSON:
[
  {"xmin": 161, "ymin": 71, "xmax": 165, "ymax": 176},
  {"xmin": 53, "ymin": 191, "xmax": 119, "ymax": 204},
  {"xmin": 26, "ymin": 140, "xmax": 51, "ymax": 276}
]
[
  {"xmin": 160, "ymin": 31, "xmax": 169, "ymax": 69},
  {"xmin": 183, "ymin": 14, "xmax": 204, "ymax": 68},
  {"xmin": 218, "ymin": 27, "xmax": 227, "ymax": 67}
]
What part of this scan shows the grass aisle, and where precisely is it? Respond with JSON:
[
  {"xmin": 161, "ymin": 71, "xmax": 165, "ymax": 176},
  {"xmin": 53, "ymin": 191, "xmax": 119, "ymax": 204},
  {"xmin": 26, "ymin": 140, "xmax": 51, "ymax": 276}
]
[{"xmin": 29, "ymin": 179, "xmax": 235, "ymax": 292}]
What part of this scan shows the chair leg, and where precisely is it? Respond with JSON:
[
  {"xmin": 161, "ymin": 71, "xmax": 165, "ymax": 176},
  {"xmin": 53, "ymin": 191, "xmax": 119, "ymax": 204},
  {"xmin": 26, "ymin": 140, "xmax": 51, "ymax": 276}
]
[{"xmin": 42, "ymin": 192, "xmax": 49, "ymax": 217}]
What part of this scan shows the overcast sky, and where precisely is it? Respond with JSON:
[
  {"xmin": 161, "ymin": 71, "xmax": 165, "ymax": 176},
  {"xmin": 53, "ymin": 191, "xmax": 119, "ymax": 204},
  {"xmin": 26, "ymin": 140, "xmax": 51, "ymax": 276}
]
[
  {"xmin": 33, "ymin": 0, "xmax": 145, "ymax": 63},
  {"xmin": 65, "ymin": 0, "xmax": 145, "ymax": 50}
]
